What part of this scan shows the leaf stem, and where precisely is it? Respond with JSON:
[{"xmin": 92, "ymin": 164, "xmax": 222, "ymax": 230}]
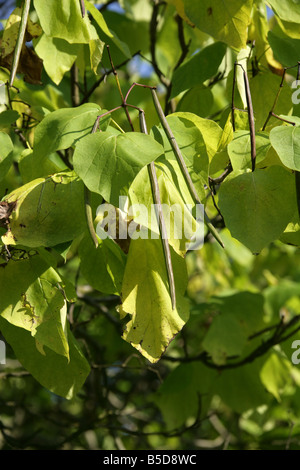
[
  {"xmin": 92, "ymin": 107, "xmax": 121, "ymax": 133},
  {"xmin": 139, "ymin": 110, "xmax": 176, "ymax": 310}
]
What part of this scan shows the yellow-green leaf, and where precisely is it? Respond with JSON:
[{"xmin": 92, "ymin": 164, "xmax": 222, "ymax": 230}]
[
  {"xmin": 120, "ymin": 238, "xmax": 190, "ymax": 363},
  {"xmin": 182, "ymin": 0, "xmax": 253, "ymax": 51}
]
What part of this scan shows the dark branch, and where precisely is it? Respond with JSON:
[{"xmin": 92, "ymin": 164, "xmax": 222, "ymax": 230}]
[{"xmin": 163, "ymin": 316, "xmax": 300, "ymax": 369}]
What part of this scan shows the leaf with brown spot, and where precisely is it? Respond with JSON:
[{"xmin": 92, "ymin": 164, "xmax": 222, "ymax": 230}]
[
  {"xmin": 0, "ymin": 201, "xmax": 16, "ymax": 228},
  {"xmin": 0, "ymin": 42, "xmax": 43, "ymax": 85},
  {"xmin": 0, "ymin": 6, "xmax": 43, "ymax": 85}
]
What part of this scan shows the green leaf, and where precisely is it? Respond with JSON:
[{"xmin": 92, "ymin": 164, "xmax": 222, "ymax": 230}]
[
  {"xmin": 168, "ymin": 112, "xmax": 223, "ymax": 161},
  {"xmin": 260, "ymin": 350, "xmax": 293, "ymax": 401},
  {"xmin": 170, "ymin": 42, "xmax": 227, "ymax": 98},
  {"xmin": 33, "ymin": 0, "xmax": 97, "ymax": 44},
  {"xmin": 128, "ymin": 162, "xmax": 201, "ymax": 257},
  {"xmin": 276, "ymin": 18, "xmax": 300, "ymax": 39},
  {"xmin": 280, "ymin": 218, "xmax": 300, "ymax": 246},
  {"xmin": 235, "ymin": 47, "xmax": 251, "ymax": 109},
  {"xmin": 182, "ymin": 0, "xmax": 253, "ymax": 50},
  {"xmin": 201, "ymin": 292, "xmax": 265, "ymax": 365},
  {"xmin": 19, "ymin": 149, "xmax": 68, "ymax": 183},
  {"xmin": 267, "ymin": 0, "xmax": 300, "ymax": 24},
  {"xmin": 250, "ymin": 72, "xmax": 292, "ymax": 131},
  {"xmin": 120, "ymin": 238, "xmax": 190, "ymax": 363},
  {"xmin": 18, "ymin": 83, "xmax": 69, "ymax": 113},
  {"xmin": 0, "ymin": 254, "xmax": 70, "ymax": 359},
  {"xmin": 86, "ymin": 1, "xmax": 131, "ymax": 58},
  {"xmin": 0, "ymin": 110, "xmax": 20, "ymax": 128},
  {"xmin": 269, "ymin": 125, "xmax": 300, "ymax": 171},
  {"xmin": 176, "ymin": 86, "xmax": 213, "ymax": 118},
  {"xmin": 33, "ymin": 0, "xmax": 105, "ymax": 76},
  {"xmin": 268, "ymin": 31, "xmax": 300, "ymax": 68},
  {"xmin": 218, "ymin": 166, "xmax": 296, "ymax": 254},
  {"xmin": 0, "ymin": 131, "xmax": 13, "ymax": 181},
  {"xmin": 0, "ymin": 316, "xmax": 90, "ymax": 399},
  {"xmin": 32, "ymin": 103, "xmax": 102, "ymax": 159},
  {"xmin": 79, "ymin": 234, "xmax": 127, "ymax": 295},
  {"xmin": 151, "ymin": 120, "xmax": 207, "ymax": 204},
  {"xmin": 27, "ymin": 103, "xmax": 104, "ymax": 180},
  {"xmin": 73, "ymin": 131, "xmax": 164, "ymax": 206},
  {"xmin": 209, "ymin": 150, "xmax": 230, "ymax": 177},
  {"xmin": 217, "ymin": 359, "xmax": 271, "ymax": 413},
  {"xmin": 263, "ymin": 280, "xmax": 300, "ymax": 321},
  {"xmin": 151, "ymin": 113, "xmax": 222, "ymax": 203},
  {"xmin": 228, "ymin": 131, "xmax": 271, "ymax": 171},
  {"xmin": 1, "ymin": 172, "xmax": 87, "ymax": 248},
  {"xmin": 88, "ymin": 37, "xmax": 105, "ymax": 74},
  {"xmin": 34, "ymin": 34, "xmax": 80, "ymax": 85},
  {"xmin": 155, "ymin": 362, "xmax": 218, "ymax": 430}
]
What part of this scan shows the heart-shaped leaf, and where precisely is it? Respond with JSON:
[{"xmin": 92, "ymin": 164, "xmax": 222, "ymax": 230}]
[
  {"xmin": 218, "ymin": 166, "xmax": 296, "ymax": 253},
  {"xmin": 73, "ymin": 131, "xmax": 164, "ymax": 206}
]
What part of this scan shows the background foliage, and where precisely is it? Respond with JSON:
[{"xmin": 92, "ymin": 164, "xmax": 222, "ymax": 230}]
[{"xmin": 1, "ymin": 0, "xmax": 300, "ymax": 450}]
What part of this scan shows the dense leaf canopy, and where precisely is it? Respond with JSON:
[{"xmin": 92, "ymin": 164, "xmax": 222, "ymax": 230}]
[{"xmin": 1, "ymin": 0, "xmax": 300, "ymax": 451}]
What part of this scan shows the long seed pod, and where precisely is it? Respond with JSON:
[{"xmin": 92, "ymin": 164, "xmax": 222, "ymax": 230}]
[
  {"xmin": 296, "ymin": 171, "xmax": 300, "ymax": 219},
  {"xmin": 151, "ymin": 88, "xmax": 224, "ymax": 249},
  {"xmin": 139, "ymin": 110, "xmax": 176, "ymax": 310},
  {"xmin": 9, "ymin": 0, "xmax": 31, "ymax": 88},
  {"xmin": 84, "ymin": 185, "xmax": 99, "ymax": 248},
  {"xmin": 240, "ymin": 64, "xmax": 256, "ymax": 172},
  {"xmin": 83, "ymin": 116, "xmax": 103, "ymax": 248}
]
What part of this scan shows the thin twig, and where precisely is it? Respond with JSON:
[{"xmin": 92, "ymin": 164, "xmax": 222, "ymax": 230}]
[
  {"xmin": 209, "ymin": 163, "xmax": 232, "ymax": 189},
  {"xmin": 162, "ymin": 14, "xmax": 191, "ymax": 115},
  {"xmin": 173, "ymin": 14, "xmax": 191, "ymax": 71},
  {"xmin": 262, "ymin": 67, "xmax": 286, "ymax": 131},
  {"xmin": 92, "ymin": 107, "xmax": 120, "ymax": 133},
  {"xmin": 107, "ymin": 45, "xmax": 135, "ymax": 131},
  {"xmin": 80, "ymin": 53, "xmax": 140, "ymax": 105},
  {"xmin": 268, "ymin": 112, "xmax": 296, "ymax": 126}
]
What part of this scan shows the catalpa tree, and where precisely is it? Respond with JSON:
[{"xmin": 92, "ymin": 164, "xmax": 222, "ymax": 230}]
[{"xmin": 1, "ymin": 0, "xmax": 300, "ymax": 450}]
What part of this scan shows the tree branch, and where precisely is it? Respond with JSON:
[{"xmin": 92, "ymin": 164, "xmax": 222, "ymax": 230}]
[{"xmin": 163, "ymin": 316, "xmax": 300, "ymax": 369}]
